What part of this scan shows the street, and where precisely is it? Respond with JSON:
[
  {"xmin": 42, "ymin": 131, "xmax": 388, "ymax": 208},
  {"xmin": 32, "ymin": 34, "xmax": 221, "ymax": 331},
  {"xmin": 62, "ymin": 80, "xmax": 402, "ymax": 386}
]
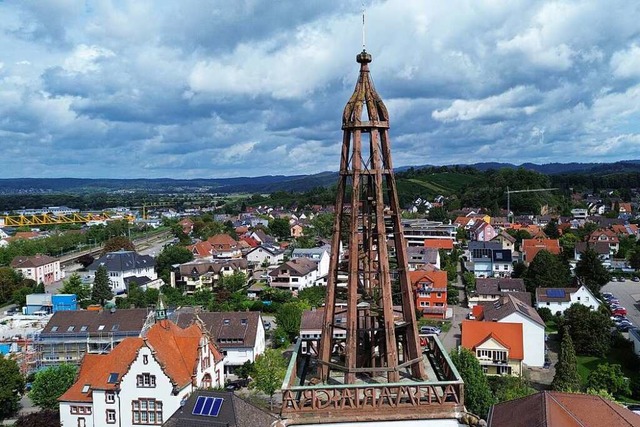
[{"xmin": 602, "ymin": 279, "xmax": 640, "ymax": 329}]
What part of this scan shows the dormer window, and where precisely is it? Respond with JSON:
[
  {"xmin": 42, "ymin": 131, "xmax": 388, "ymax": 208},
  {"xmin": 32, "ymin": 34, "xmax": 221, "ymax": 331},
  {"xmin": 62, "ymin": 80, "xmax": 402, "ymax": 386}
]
[
  {"xmin": 241, "ymin": 319, "xmax": 247, "ymax": 325},
  {"xmin": 67, "ymin": 326, "xmax": 75, "ymax": 332},
  {"xmin": 223, "ymin": 319, "xmax": 230, "ymax": 325}
]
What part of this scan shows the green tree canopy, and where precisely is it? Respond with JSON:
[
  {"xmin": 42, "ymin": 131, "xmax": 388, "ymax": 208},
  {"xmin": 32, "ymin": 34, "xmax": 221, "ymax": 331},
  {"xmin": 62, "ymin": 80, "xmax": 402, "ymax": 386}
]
[
  {"xmin": 155, "ymin": 245, "xmax": 194, "ymax": 281},
  {"xmin": 268, "ymin": 218, "xmax": 291, "ymax": 240},
  {"xmin": 551, "ymin": 327, "xmax": 582, "ymax": 392},
  {"xmin": 487, "ymin": 376, "xmax": 535, "ymax": 403},
  {"xmin": 220, "ymin": 272, "xmax": 247, "ymax": 293},
  {"xmin": 449, "ymin": 348, "xmax": 495, "ymax": 418},
  {"xmin": 58, "ymin": 273, "xmax": 91, "ymax": 306},
  {"xmin": 14, "ymin": 409, "xmax": 61, "ymax": 427},
  {"xmin": 102, "ymin": 236, "xmax": 135, "ymax": 255},
  {"xmin": 30, "ymin": 364, "xmax": 78, "ymax": 410},
  {"xmin": 0, "ymin": 357, "xmax": 24, "ymax": 420},
  {"xmin": 275, "ymin": 301, "xmax": 308, "ymax": 341},
  {"xmin": 91, "ymin": 265, "xmax": 113, "ymax": 306},
  {"xmin": 524, "ymin": 250, "xmax": 571, "ymax": 292},
  {"xmin": 251, "ymin": 349, "xmax": 287, "ymax": 410},
  {"xmin": 574, "ymin": 247, "xmax": 610, "ymax": 294},
  {"xmin": 587, "ymin": 363, "xmax": 631, "ymax": 398},
  {"xmin": 543, "ymin": 219, "xmax": 560, "ymax": 239},
  {"xmin": 297, "ymin": 286, "xmax": 326, "ymax": 308},
  {"xmin": 560, "ymin": 304, "xmax": 611, "ymax": 357}
]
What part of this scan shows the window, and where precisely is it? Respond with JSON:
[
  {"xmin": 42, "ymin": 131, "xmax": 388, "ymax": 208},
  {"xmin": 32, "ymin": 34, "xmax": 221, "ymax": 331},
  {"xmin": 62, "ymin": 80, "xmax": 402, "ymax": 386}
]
[
  {"xmin": 78, "ymin": 418, "xmax": 86, "ymax": 427},
  {"xmin": 577, "ymin": 296, "xmax": 581, "ymax": 301},
  {"xmin": 106, "ymin": 392, "xmax": 115, "ymax": 403},
  {"xmin": 223, "ymin": 319, "xmax": 230, "ymax": 325},
  {"xmin": 51, "ymin": 326, "xmax": 59, "ymax": 332},
  {"xmin": 98, "ymin": 325, "xmax": 105, "ymax": 331},
  {"xmin": 80, "ymin": 326, "xmax": 88, "ymax": 332},
  {"xmin": 136, "ymin": 373, "xmax": 156, "ymax": 388},
  {"xmin": 106, "ymin": 409, "xmax": 116, "ymax": 424},
  {"xmin": 143, "ymin": 355, "xmax": 148, "ymax": 365},
  {"xmin": 132, "ymin": 399, "xmax": 163, "ymax": 425},
  {"xmin": 67, "ymin": 326, "xmax": 75, "ymax": 332},
  {"xmin": 436, "ymin": 292, "xmax": 442, "ymax": 298}
]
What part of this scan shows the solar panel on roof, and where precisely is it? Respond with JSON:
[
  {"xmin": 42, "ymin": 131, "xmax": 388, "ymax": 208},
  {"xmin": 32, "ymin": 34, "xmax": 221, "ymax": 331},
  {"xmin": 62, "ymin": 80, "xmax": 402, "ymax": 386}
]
[
  {"xmin": 545, "ymin": 289, "xmax": 565, "ymax": 298},
  {"xmin": 107, "ymin": 373, "xmax": 118, "ymax": 383},
  {"xmin": 192, "ymin": 396, "xmax": 224, "ymax": 417}
]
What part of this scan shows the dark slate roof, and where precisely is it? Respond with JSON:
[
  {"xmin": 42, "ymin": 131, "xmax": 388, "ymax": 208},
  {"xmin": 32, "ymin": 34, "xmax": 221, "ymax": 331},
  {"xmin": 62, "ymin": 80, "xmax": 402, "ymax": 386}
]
[
  {"xmin": 163, "ymin": 390, "xmax": 279, "ymax": 427},
  {"xmin": 41, "ymin": 308, "xmax": 149, "ymax": 336},
  {"xmin": 476, "ymin": 278, "xmax": 526, "ymax": 295},
  {"xmin": 88, "ymin": 251, "xmax": 155, "ymax": 272},
  {"xmin": 123, "ymin": 276, "xmax": 153, "ymax": 287},
  {"xmin": 468, "ymin": 241, "xmax": 502, "ymax": 251},
  {"xmin": 492, "ymin": 250, "xmax": 513, "ymax": 263},
  {"xmin": 575, "ymin": 241, "xmax": 610, "ymax": 255},
  {"xmin": 172, "ymin": 309, "xmax": 262, "ymax": 350},
  {"xmin": 480, "ymin": 294, "xmax": 544, "ymax": 326},
  {"xmin": 406, "ymin": 246, "xmax": 439, "ymax": 264}
]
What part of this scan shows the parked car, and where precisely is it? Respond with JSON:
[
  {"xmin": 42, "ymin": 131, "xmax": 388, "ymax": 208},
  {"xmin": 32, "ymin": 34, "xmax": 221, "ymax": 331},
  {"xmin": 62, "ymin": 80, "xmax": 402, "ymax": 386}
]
[
  {"xmin": 420, "ymin": 326, "xmax": 442, "ymax": 335},
  {"xmin": 607, "ymin": 299, "xmax": 620, "ymax": 305},
  {"xmin": 617, "ymin": 323, "xmax": 634, "ymax": 332},
  {"xmin": 263, "ymin": 321, "xmax": 271, "ymax": 331},
  {"xmin": 619, "ymin": 277, "xmax": 627, "ymax": 282},
  {"xmin": 612, "ymin": 307, "xmax": 628, "ymax": 316},
  {"xmin": 633, "ymin": 277, "xmax": 640, "ymax": 282}
]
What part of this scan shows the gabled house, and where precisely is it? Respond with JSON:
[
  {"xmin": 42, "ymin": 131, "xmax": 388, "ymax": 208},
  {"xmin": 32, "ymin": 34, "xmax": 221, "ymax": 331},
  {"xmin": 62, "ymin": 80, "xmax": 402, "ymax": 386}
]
[
  {"xmin": 574, "ymin": 242, "xmax": 610, "ymax": 266},
  {"xmin": 521, "ymin": 238, "xmax": 561, "ymax": 264},
  {"xmin": 268, "ymin": 258, "xmax": 318, "ymax": 291},
  {"xmin": 492, "ymin": 250, "xmax": 513, "ymax": 278},
  {"xmin": 245, "ymin": 245, "xmax": 285, "ymax": 267},
  {"xmin": 534, "ymin": 284, "xmax": 600, "ymax": 315},
  {"xmin": 461, "ymin": 320, "xmax": 523, "ymax": 376},
  {"xmin": 469, "ymin": 221, "xmax": 498, "ymax": 242},
  {"xmin": 179, "ymin": 218, "xmax": 194, "ymax": 235},
  {"xmin": 476, "ymin": 294, "xmax": 545, "ymax": 367},
  {"xmin": 611, "ymin": 223, "xmax": 640, "ymax": 238},
  {"xmin": 87, "ymin": 251, "xmax": 156, "ymax": 295},
  {"xmin": 11, "ymin": 254, "xmax": 62, "ymax": 286},
  {"xmin": 290, "ymin": 223, "xmax": 304, "ymax": 238},
  {"xmin": 409, "ymin": 269, "xmax": 448, "ymax": 319},
  {"xmin": 406, "ymin": 246, "xmax": 440, "ymax": 270},
  {"xmin": 490, "ymin": 231, "xmax": 516, "ymax": 252},
  {"xmin": 178, "ymin": 259, "xmax": 248, "ymax": 294},
  {"xmin": 206, "ymin": 234, "xmax": 242, "ymax": 259},
  {"xmin": 290, "ymin": 247, "xmax": 330, "ymax": 278},
  {"xmin": 173, "ymin": 310, "xmax": 266, "ymax": 375},
  {"xmin": 58, "ymin": 318, "xmax": 224, "ymax": 427},
  {"xmin": 187, "ymin": 240, "xmax": 215, "ymax": 258},
  {"xmin": 250, "ymin": 229, "xmax": 276, "ymax": 245},
  {"xmin": 587, "ymin": 229, "xmax": 620, "ymax": 254},
  {"xmin": 468, "ymin": 278, "xmax": 528, "ymax": 308}
]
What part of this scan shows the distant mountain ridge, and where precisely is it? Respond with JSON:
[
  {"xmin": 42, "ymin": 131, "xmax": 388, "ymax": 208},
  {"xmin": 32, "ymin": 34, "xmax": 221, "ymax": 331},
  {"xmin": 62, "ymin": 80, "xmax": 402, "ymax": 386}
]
[{"xmin": 1, "ymin": 161, "xmax": 639, "ymax": 195}]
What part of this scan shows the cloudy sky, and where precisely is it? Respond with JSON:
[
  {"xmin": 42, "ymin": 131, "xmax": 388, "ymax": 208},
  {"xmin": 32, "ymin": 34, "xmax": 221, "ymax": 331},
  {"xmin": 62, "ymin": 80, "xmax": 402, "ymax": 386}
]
[{"xmin": 2, "ymin": 0, "xmax": 640, "ymax": 179}]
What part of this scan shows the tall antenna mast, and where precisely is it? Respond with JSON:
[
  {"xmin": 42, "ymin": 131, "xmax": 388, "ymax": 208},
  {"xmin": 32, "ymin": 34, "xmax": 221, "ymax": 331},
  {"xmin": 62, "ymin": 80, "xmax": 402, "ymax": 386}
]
[{"xmin": 362, "ymin": 1, "xmax": 366, "ymax": 50}]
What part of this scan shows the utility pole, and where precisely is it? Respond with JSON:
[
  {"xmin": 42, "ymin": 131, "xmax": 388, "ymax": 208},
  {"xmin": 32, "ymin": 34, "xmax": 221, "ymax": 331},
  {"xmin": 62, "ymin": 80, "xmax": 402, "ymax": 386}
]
[{"xmin": 506, "ymin": 187, "xmax": 559, "ymax": 223}]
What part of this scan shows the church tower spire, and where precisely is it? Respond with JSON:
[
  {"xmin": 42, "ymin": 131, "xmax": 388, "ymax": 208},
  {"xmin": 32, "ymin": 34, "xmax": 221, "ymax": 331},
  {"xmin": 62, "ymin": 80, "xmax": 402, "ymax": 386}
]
[{"xmin": 317, "ymin": 50, "xmax": 426, "ymax": 383}]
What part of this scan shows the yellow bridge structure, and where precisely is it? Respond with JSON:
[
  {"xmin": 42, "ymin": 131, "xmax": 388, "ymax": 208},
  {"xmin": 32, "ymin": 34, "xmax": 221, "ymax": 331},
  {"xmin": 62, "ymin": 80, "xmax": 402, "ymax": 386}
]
[{"xmin": 1, "ymin": 212, "xmax": 136, "ymax": 227}]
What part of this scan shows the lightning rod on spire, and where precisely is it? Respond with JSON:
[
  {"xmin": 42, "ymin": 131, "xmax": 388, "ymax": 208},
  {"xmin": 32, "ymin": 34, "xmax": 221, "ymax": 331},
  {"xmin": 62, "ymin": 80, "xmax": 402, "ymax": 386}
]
[{"xmin": 362, "ymin": 1, "xmax": 366, "ymax": 51}]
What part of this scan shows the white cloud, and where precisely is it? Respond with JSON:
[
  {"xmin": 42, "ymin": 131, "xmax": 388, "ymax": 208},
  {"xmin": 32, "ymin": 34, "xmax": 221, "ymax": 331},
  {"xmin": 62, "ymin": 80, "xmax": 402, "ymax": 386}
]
[
  {"xmin": 63, "ymin": 44, "xmax": 115, "ymax": 74},
  {"xmin": 611, "ymin": 44, "xmax": 640, "ymax": 79},
  {"xmin": 432, "ymin": 86, "xmax": 538, "ymax": 122}
]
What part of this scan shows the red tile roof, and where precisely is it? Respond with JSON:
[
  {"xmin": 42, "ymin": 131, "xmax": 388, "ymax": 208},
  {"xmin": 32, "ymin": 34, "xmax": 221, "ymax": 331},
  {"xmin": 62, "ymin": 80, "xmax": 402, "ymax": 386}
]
[
  {"xmin": 487, "ymin": 391, "xmax": 640, "ymax": 426},
  {"xmin": 424, "ymin": 239, "xmax": 454, "ymax": 250},
  {"xmin": 461, "ymin": 320, "xmax": 523, "ymax": 360},
  {"xmin": 409, "ymin": 269, "xmax": 448, "ymax": 290},
  {"xmin": 522, "ymin": 238, "xmax": 560, "ymax": 262}
]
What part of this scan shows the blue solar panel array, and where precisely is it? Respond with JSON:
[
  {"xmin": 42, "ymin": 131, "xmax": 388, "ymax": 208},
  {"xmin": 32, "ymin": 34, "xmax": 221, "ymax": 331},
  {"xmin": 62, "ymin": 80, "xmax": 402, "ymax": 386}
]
[
  {"xmin": 192, "ymin": 396, "xmax": 224, "ymax": 417},
  {"xmin": 545, "ymin": 289, "xmax": 566, "ymax": 298}
]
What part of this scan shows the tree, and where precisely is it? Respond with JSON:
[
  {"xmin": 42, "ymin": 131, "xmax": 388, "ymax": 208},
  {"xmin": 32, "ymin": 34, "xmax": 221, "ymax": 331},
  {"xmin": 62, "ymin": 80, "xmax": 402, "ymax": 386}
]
[
  {"xmin": 297, "ymin": 286, "xmax": 326, "ymax": 307},
  {"xmin": 235, "ymin": 360, "xmax": 255, "ymax": 380},
  {"xmin": 0, "ymin": 357, "xmax": 24, "ymax": 420},
  {"xmin": 155, "ymin": 245, "xmax": 194, "ymax": 281},
  {"xmin": 251, "ymin": 349, "xmax": 287, "ymax": 410},
  {"xmin": 511, "ymin": 261, "xmax": 527, "ymax": 278},
  {"xmin": 102, "ymin": 236, "xmax": 135, "ymax": 254},
  {"xmin": 449, "ymin": 348, "xmax": 495, "ymax": 417},
  {"xmin": 629, "ymin": 249, "xmax": 640, "ymax": 270},
  {"xmin": 58, "ymin": 273, "xmax": 91, "ymax": 307},
  {"xmin": 15, "ymin": 410, "xmax": 61, "ymax": 427},
  {"xmin": 30, "ymin": 364, "xmax": 77, "ymax": 410},
  {"xmin": 574, "ymin": 247, "xmax": 610, "ymax": 294},
  {"xmin": 0, "ymin": 267, "xmax": 21, "ymax": 305},
  {"xmin": 551, "ymin": 327, "xmax": 582, "ymax": 392},
  {"xmin": 220, "ymin": 272, "xmax": 247, "ymax": 293},
  {"xmin": 275, "ymin": 301, "xmax": 308, "ymax": 341},
  {"xmin": 91, "ymin": 265, "xmax": 113, "ymax": 306},
  {"xmin": 268, "ymin": 218, "xmax": 290, "ymax": 240},
  {"xmin": 487, "ymin": 376, "xmax": 535, "ymax": 403},
  {"xmin": 587, "ymin": 363, "xmax": 631, "ymax": 398},
  {"xmin": 561, "ymin": 304, "xmax": 611, "ymax": 357},
  {"xmin": 524, "ymin": 250, "xmax": 571, "ymax": 293},
  {"xmin": 543, "ymin": 219, "xmax": 560, "ymax": 239}
]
